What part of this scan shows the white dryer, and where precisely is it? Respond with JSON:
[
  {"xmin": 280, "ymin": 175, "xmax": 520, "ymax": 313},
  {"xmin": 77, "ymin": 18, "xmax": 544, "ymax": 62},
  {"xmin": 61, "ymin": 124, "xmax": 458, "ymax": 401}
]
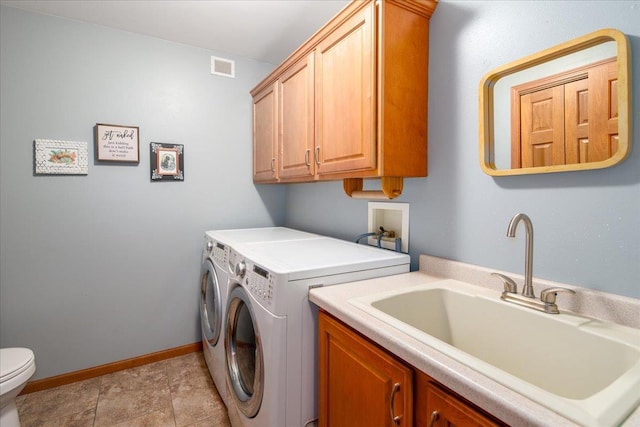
[
  {"xmin": 224, "ymin": 237, "xmax": 410, "ymax": 427},
  {"xmin": 199, "ymin": 227, "xmax": 322, "ymax": 408},
  {"xmin": 200, "ymin": 232, "xmax": 235, "ymax": 406}
]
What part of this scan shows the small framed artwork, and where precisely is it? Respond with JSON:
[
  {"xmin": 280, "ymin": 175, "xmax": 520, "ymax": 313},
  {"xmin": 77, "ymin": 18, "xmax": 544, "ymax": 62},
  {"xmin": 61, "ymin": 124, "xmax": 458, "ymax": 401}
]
[
  {"xmin": 95, "ymin": 123, "xmax": 140, "ymax": 163},
  {"xmin": 150, "ymin": 143, "xmax": 184, "ymax": 181},
  {"xmin": 34, "ymin": 139, "xmax": 89, "ymax": 175}
]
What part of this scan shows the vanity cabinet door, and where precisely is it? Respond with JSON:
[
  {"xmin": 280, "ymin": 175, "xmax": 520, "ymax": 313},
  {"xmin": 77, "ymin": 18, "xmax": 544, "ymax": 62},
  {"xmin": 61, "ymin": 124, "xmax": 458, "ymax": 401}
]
[
  {"xmin": 252, "ymin": 82, "xmax": 278, "ymax": 182},
  {"xmin": 318, "ymin": 311, "xmax": 413, "ymax": 427},
  {"xmin": 415, "ymin": 371, "xmax": 503, "ymax": 427}
]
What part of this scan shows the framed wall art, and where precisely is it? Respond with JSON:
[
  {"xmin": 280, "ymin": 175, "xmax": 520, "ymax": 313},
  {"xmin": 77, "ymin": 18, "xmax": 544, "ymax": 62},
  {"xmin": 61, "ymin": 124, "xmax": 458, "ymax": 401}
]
[
  {"xmin": 150, "ymin": 143, "xmax": 184, "ymax": 181},
  {"xmin": 34, "ymin": 139, "xmax": 88, "ymax": 175},
  {"xmin": 95, "ymin": 123, "xmax": 140, "ymax": 163}
]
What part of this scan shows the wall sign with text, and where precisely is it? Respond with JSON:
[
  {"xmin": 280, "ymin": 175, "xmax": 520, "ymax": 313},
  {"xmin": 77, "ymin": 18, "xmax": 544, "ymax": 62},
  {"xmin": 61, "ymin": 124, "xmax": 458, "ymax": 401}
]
[{"xmin": 95, "ymin": 123, "xmax": 140, "ymax": 163}]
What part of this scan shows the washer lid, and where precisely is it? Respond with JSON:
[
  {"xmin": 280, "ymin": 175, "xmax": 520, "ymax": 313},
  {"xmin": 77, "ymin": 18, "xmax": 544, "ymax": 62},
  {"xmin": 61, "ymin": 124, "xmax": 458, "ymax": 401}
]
[
  {"xmin": 0, "ymin": 347, "xmax": 35, "ymax": 382},
  {"xmin": 238, "ymin": 237, "xmax": 410, "ymax": 280},
  {"xmin": 206, "ymin": 227, "xmax": 319, "ymax": 245}
]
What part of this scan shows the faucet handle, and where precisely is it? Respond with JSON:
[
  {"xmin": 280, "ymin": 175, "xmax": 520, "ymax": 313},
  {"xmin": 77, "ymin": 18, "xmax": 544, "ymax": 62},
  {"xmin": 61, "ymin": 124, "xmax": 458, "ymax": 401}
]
[
  {"xmin": 540, "ymin": 287, "xmax": 576, "ymax": 304},
  {"xmin": 491, "ymin": 273, "xmax": 518, "ymax": 293}
]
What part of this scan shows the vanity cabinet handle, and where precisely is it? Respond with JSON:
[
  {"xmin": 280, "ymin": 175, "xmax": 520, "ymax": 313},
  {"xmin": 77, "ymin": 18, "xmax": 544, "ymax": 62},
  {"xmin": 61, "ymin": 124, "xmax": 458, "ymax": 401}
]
[
  {"xmin": 428, "ymin": 410, "xmax": 440, "ymax": 427},
  {"xmin": 389, "ymin": 382, "xmax": 401, "ymax": 425},
  {"xmin": 304, "ymin": 149, "xmax": 310, "ymax": 167},
  {"xmin": 315, "ymin": 146, "xmax": 321, "ymax": 166}
]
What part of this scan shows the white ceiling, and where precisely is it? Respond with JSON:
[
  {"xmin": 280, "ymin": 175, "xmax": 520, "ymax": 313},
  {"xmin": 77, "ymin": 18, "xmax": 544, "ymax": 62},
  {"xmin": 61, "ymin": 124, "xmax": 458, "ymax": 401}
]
[{"xmin": 0, "ymin": 0, "xmax": 350, "ymax": 64}]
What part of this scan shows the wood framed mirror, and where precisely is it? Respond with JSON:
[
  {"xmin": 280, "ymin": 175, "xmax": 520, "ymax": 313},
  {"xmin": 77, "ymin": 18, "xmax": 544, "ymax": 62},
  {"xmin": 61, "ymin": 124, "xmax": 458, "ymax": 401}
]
[{"xmin": 479, "ymin": 28, "xmax": 631, "ymax": 176}]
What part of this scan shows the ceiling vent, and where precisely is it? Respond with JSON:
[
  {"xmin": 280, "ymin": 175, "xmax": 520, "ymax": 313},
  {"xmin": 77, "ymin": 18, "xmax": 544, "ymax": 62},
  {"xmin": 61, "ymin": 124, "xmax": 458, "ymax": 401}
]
[{"xmin": 211, "ymin": 56, "xmax": 235, "ymax": 78}]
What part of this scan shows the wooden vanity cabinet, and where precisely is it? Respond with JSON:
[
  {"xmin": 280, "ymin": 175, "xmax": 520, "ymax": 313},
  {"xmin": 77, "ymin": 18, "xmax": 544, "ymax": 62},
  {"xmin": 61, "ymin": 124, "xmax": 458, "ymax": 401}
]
[
  {"xmin": 251, "ymin": 0, "xmax": 437, "ymax": 190},
  {"xmin": 415, "ymin": 371, "xmax": 504, "ymax": 427},
  {"xmin": 318, "ymin": 311, "xmax": 413, "ymax": 427},
  {"xmin": 319, "ymin": 311, "xmax": 506, "ymax": 427}
]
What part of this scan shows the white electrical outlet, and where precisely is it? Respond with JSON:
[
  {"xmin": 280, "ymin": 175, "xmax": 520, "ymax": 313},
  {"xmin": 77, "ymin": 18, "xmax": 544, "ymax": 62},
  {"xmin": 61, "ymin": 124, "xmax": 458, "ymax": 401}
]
[{"xmin": 367, "ymin": 202, "xmax": 409, "ymax": 252}]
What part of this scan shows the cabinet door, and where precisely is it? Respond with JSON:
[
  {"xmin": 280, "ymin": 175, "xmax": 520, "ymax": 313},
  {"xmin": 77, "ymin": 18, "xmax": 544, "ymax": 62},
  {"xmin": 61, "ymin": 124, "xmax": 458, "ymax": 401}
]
[
  {"xmin": 314, "ymin": 3, "xmax": 376, "ymax": 176},
  {"xmin": 279, "ymin": 53, "xmax": 315, "ymax": 180},
  {"xmin": 318, "ymin": 311, "xmax": 413, "ymax": 427},
  {"xmin": 415, "ymin": 371, "xmax": 503, "ymax": 427},
  {"xmin": 253, "ymin": 82, "xmax": 278, "ymax": 182}
]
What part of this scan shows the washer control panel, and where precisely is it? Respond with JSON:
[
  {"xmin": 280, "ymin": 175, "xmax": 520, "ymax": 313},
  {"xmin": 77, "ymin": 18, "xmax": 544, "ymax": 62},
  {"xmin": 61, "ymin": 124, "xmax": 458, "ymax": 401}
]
[
  {"xmin": 245, "ymin": 262, "xmax": 274, "ymax": 307},
  {"xmin": 228, "ymin": 248, "xmax": 242, "ymax": 276},
  {"xmin": 208, "ymin": 238, "xmax": 228, "ymax": 267}
]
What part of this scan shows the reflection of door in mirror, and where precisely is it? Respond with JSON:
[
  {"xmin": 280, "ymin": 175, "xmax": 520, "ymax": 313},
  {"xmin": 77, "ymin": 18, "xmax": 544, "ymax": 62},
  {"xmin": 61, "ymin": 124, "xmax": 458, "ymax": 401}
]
[{"xmin": 511, "ymin": 57, "xmax": 617, "ymax": 168}]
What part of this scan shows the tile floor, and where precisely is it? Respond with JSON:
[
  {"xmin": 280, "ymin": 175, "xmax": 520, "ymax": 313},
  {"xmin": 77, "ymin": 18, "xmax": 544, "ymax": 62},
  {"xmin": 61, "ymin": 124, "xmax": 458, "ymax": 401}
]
[{"xmin": 16, "ymin": 351, "xmax": 231, "ymax": 427}]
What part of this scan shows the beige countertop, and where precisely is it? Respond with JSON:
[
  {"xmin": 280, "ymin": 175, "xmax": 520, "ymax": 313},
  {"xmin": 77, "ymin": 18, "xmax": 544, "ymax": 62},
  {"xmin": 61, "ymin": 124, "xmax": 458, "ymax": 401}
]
[{"xmin": 309, "ymin": 254, "xmax": 640, "ymax": 427}]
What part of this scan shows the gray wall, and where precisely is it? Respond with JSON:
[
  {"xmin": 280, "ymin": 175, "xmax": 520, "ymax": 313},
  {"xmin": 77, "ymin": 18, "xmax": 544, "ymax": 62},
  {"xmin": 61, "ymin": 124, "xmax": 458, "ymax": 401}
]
[
  {"xmin": 0, "ymin": 6, "xmax": 285, "ymax": 379},
  {"xmin": 285, "ymin": 1, "xmax": 640, "ymax": 299}
]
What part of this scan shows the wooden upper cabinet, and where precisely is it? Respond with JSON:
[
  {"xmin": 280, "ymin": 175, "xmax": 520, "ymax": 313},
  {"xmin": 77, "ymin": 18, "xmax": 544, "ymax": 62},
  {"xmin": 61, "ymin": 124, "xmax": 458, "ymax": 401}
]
[
  {"xmin": 251, "ymin": 0, "xmax": 436, "ymax": 186},
  {"xmin": 252, "ymin": 82, "xmax": 278, "ymax": 182},
  {"xmin": 376, "ymin": 0, "xmax": 431, "ymax": 178},
  {"xmin": 279, "ymin": 53, "xmax": 315, "ymax": 180},
  {"xmin": 315, "ymin": 3, "xmax": 376, "ymax": 176}
]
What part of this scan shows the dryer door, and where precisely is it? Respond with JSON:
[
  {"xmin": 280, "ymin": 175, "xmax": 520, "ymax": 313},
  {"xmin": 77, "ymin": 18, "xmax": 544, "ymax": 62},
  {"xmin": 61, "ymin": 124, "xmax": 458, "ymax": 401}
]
[
  {"xmin": 200, "ymin": 259, "xmax": 222, "ymax": 346},
  {"xmin": 225, "ymin": 286, "xmax": 264, "ymax": 418}
]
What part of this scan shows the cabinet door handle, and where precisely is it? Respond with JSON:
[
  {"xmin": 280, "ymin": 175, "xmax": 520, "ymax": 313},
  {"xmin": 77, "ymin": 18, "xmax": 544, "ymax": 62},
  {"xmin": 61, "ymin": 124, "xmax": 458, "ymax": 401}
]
[
  {"xmin": 428, "ymin": 410, "xmax": 439, "ymax": 427},
  {"xmin": 389, "ymin": 382, "xmax": 401, "ymax": 425},
  {"xmin": 305, "ymin": 149, "xmax": 311, "ymax": 167},
  {"xmin": 271, "ymin": 158, "xmax": 276, "ymax": 172},
  {"xmin": 315, "ymin": 146, "xmax": 321, "ymax": 166}
]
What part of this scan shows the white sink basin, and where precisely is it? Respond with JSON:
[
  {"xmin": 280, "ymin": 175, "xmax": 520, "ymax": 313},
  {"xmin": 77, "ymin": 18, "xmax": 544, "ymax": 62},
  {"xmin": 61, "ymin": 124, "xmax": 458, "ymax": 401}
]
[{"xmin": 350, "ymin": 279, "xmax": 640, "ymax": 427}]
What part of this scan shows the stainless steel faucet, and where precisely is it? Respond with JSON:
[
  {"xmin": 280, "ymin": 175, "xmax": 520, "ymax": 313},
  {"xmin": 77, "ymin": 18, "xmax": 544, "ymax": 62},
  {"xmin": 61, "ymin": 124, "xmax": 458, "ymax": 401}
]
[
  {"xmin": 492, "ymin": 213, "xmax": 575, "ymax": 314},
  {"xmin": 507, "ymin": 213, "xmax": 535, "ymax": 298}
]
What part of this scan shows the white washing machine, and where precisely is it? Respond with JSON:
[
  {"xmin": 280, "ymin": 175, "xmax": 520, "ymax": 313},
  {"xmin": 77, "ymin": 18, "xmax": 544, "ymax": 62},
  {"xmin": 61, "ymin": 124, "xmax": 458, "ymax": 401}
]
[
  {"xmin": 199, "ymin": 227, "xmax": 322, "ymax": 408},
  {"xmin": 224, "ymin": 237, "xmax": 410, "ymax": 427}
]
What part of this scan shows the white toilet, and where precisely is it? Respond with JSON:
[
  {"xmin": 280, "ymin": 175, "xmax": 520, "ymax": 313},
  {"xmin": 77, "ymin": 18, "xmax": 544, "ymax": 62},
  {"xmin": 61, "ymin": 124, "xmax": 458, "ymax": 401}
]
[{"xmin": 0, "ymin": 348, "xmax": 36, "ymax": 427}]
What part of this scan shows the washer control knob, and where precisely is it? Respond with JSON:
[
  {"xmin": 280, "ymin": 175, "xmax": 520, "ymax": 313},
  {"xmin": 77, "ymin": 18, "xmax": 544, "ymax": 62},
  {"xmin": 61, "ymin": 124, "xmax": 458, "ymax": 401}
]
[
  {"xmin": 235, "ymin": 260, "xmax": 246, "ymax": 278},
  {"xmin": 206, "ymin": 241, "xmax": 213, "ymax": 252}
]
